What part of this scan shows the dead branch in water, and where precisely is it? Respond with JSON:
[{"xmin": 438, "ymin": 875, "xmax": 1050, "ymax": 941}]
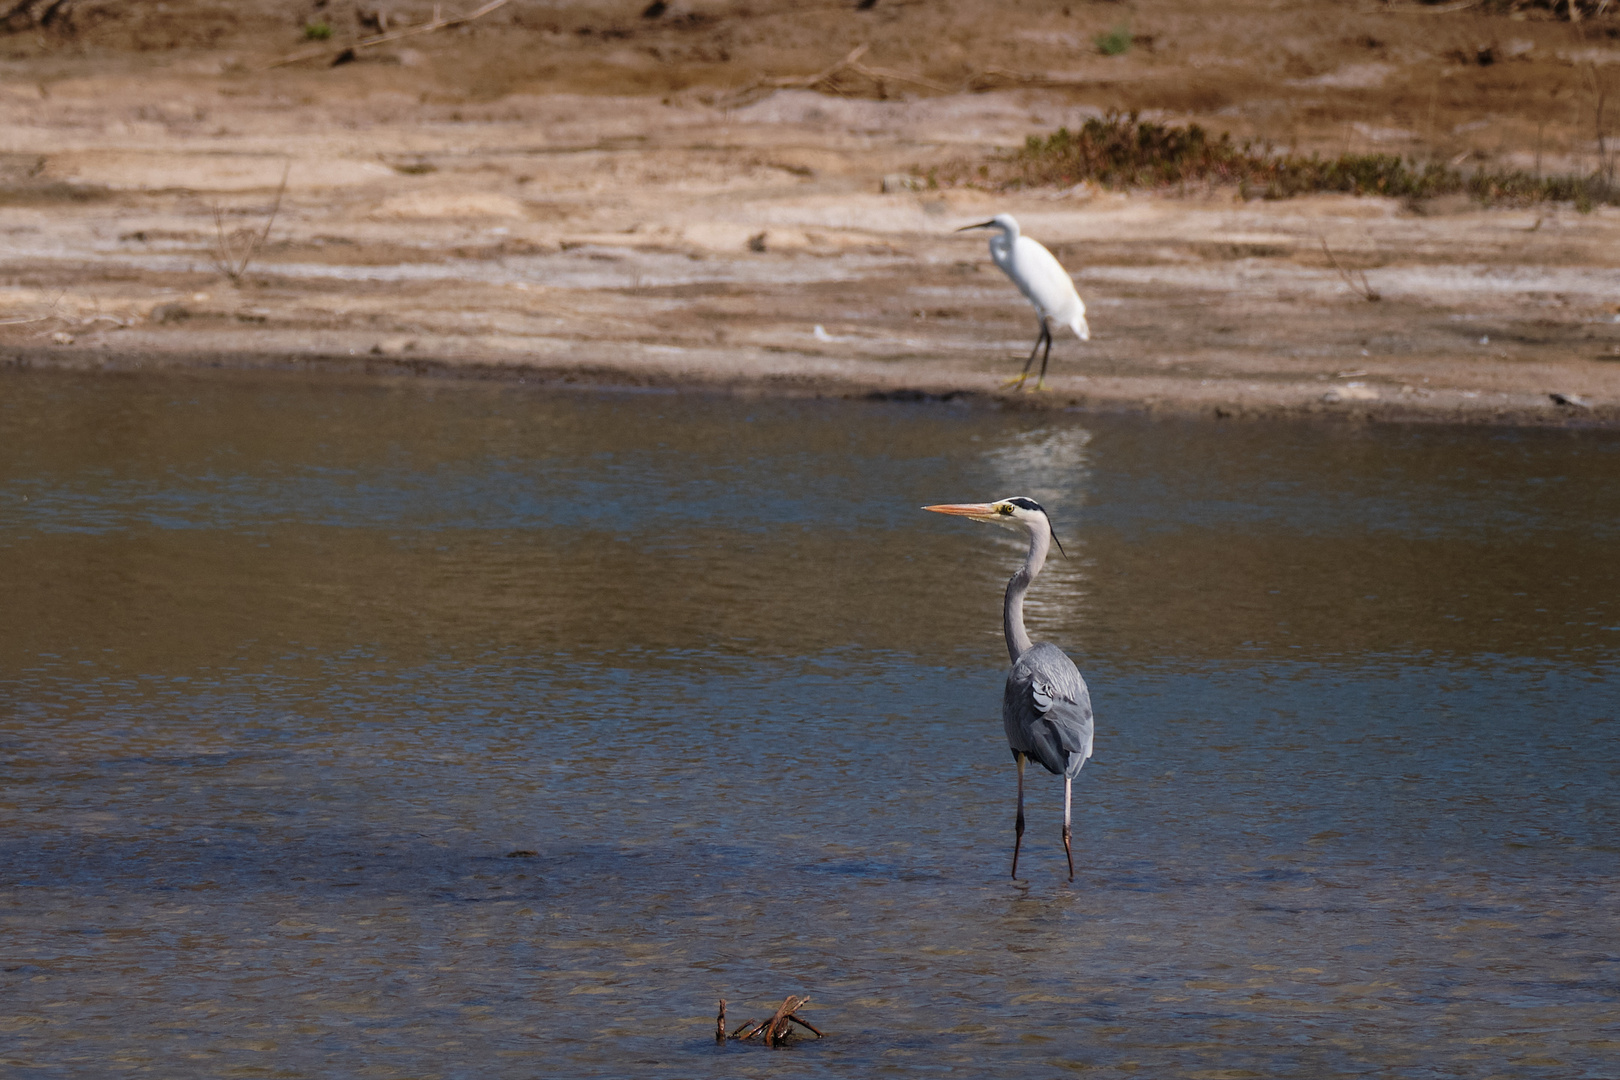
[
  {"xmin": 721, "ymin": 995, "xmax": 821, "ymax": 1048},
  {"xmin": 265, "ymin": 0, "xmax": 514, "ymax": 69}
]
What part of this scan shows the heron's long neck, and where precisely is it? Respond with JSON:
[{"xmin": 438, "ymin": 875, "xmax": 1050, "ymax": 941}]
[{"xmin": 1003, "ymin": 523, "xmax": 1050, "ymax": 663}]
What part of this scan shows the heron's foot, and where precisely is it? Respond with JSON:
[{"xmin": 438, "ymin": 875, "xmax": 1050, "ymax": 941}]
[
  {"xmin": 1031, "ymin": 379, "xmax": 1053, "ymax": 393},
  {"xmin": 1001, "ymin": 374, "xmax": 1030, "ymax": 391}
]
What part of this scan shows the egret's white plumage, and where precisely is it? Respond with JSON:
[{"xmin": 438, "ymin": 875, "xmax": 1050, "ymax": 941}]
[{"xmin": 958, "ymin": 213, "xmax": 1089, "ymax": 390}]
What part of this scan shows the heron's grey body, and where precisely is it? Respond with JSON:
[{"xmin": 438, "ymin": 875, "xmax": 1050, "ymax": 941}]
[
  {"xmin": 1004, "ymin": 642, "xmax": 1093, "ymax": 779},
  {"xmin": 924, "ymin": 495, "xmax": 1093, "ymax": 880}
]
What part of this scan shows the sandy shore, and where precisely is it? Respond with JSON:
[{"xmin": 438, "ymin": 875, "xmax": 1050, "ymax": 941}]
[{"xmin": 3, "ymin": 72, "xmax": 1619, "ymax": 425}]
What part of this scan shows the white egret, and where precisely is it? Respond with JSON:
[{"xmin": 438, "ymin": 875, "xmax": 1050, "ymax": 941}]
[{"xmin": 957, "ymin": 214, "xmax": 1089, "ymax": 391}]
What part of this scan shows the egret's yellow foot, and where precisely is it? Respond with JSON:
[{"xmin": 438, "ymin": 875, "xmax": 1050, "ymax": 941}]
[{"xmin": 1001, "ymin": 374, "xmax": 1031, "ymax": 390}]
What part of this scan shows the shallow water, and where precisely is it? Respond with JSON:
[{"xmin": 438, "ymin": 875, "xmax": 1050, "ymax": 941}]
[{"xmin": 2, "ymin": 371, "xmax": 1617, "ymax": 1078}]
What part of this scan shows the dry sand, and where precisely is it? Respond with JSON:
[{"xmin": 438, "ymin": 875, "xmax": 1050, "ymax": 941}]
[{"xmin": 2, "ymin": 0, "xmax": 1618, "ymax": 424}]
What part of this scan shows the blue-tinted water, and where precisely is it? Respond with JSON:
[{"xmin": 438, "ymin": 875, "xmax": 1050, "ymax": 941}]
[{"xmin": 2, "ymin": 371, "xmax": 1616, "ymax": 1077}]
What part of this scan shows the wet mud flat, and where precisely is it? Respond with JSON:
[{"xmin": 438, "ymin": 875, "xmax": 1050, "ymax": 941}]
[{"xmin": 2, "ymin": 70, "xmax": 1619, "ymax": 425}]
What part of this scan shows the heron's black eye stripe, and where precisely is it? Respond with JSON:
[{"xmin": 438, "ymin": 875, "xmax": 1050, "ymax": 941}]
[{"xmin": 1006, "ymin": 497, "xmax": 1044, "ymax": 512}]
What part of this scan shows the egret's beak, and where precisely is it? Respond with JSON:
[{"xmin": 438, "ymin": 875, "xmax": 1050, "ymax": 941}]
[
  {"xmin": 954, "ymin": 220, "xmax": 996, "ymax": 232},
  {"xmin": 924, "ymin": 502, "xmax": 999, "ymax": 522}
]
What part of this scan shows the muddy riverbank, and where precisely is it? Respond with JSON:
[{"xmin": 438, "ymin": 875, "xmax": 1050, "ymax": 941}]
[{"xmin": 3, "ymin": 2, "xmax": 1619, "ymax": 424}]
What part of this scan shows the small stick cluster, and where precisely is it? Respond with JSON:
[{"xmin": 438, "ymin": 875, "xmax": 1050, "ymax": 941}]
[
  {"xmin": 1320, "ymin": 238, "xmax": 1381, "ymax": 303},
  {"xmin": 715, "ymin": 996, "xmax": 823, "ymax": 1048}
]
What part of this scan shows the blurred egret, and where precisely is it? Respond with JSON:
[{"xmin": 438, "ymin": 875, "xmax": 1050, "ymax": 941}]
[{"xmin": 957, "ymin": 214, "xmax": 1089, "ymax": 391}]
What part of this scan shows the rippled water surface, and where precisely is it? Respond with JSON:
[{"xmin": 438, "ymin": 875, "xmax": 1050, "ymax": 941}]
[{"xmin": 3, "ymin": 371, "xmax": 1617, "ymax": 1078}]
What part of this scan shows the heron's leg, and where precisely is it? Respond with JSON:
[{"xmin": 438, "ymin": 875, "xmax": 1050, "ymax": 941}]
[
  {"xmin": 1003, "ymin": 323, "xmax": 1048, "ymax": 390},
  {"xmin": 1033, "ymin": 325, "xmax": 1056, "ymax": 391},
  {"xmin": 1062, "ymin": 774, "xmax": 1074, "ymax": 882},
  {"xmin": 1011, "ymin": 751, "xmax": 1027, "ymax": 878}
]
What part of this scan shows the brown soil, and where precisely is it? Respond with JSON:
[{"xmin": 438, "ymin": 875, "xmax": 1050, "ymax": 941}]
[{"xmin": 2, "ymin": 0, "xmax": 1619, "ymax": 424}]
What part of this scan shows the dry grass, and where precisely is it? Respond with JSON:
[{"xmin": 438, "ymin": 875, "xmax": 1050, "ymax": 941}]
[
  {"xmin": 941, "ymin": 113, "xmax": 1620, "ymax": 210},
  {"xmin": 210, "ymin": 164, "xmax": 288, "ymax": 284}
]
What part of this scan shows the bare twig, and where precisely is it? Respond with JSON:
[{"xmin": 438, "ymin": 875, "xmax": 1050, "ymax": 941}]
[
  {"xmin": 1587, "ymin": 62, "xmax": 1614, "ymax": 191},
  {"xmin": 772, "ymin": 44, "xmax": 868, "ymax": 90},
  {"xmin": 211, "ymin": 163, "xmax": 290, "ymax": 285},
  {"xmin": 265, "ymin": 0, "xmax": 514, "ymax": 69},
  {"xmin": 0, "ymin": 285, "xmax": 67, "ymax": 326},
  {"xmin": 722, "ymin": 993, "xmax": 820, "ymax": 1046},
  {"xmin": 844, "ymin": 61, "xmax": 952, "ymax": 95},
  {"xmin": 762, "ymin": 995, "xmax": 809, "ymax": 1046},
  {"xmin": 733, "ymin": 1018, "xmax": 769, "ymax": 1041},
  {"xmin": 1320, "ymin": 238, "xmax": 1381, "ymax": 302},
  {"xmin": 717, "ymin": 45, "xmax": 867, "ymax": 105}
]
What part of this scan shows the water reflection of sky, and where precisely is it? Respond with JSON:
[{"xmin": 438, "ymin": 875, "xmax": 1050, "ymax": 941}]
[
  {"xmin": 3, "ymin": 373, "xmax": 1618, "ymax": 1078},
  {"xmin": 5, "ymin": 408, "xmax": 1612, "ymax": 545}
]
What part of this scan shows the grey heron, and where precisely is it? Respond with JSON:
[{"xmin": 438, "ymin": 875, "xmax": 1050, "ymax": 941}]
[
  {"xmin": 957, "ymin": 214, "xmax": 1090, "ymax": 392},
  {"xmin": 925, "ymin": 496, "xmax": 1094, "ymax": 881}
]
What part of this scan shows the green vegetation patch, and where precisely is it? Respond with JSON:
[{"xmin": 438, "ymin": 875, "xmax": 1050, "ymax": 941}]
[
  {"xmin": 1094, "ymin": 25, "xmax": 1132, "ymax": 56},
  {"xmin": 983, "ymin": 112, "xmax": 1618, "ymax": 210}
]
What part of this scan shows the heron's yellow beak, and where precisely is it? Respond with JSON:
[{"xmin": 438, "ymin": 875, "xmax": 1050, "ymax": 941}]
[{"xmin": 923, "ymin": 502, "xmax": 1001, "ymax": 522}]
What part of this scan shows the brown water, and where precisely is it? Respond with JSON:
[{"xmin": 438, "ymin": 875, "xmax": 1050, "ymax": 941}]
[{"xmin": 2, "ymin": 370, "xmax": 1617, "ymax": 1078}]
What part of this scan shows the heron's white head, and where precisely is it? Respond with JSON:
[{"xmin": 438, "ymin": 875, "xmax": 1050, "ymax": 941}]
[
  {"xmin": 924, "ymin": 496, "xmax": 1065, "ymax": 555},
  {"xmin": 955, "ymin": 213, "xmax": 1019, "ymax": 237}
]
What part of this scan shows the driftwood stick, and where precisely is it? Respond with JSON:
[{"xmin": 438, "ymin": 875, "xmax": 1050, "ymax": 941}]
[
  {"xmin": 723, "ymin": 994, "xmax": 820, "ymax": 1044},
  {"xmin": 265, "ymin": 0, "xmax": 514, "ymax": 69},
  {"xmin": 763, "ymin": 995, "xmax": 807, "ymax": 1046}
]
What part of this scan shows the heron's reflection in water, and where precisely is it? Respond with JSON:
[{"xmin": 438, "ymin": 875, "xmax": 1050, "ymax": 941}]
[{"xmin": 980, "ymin": 424, "xmax": 1095, "ymax": 643}]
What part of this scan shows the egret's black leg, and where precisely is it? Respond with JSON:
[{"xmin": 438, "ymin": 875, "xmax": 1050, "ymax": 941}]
[
  {"xmin": 1012, "ymin": 751, "xmax": 1027, "ymax": 878},
  {"xmin": 1005, "ymin": 323, "xmax": 1049, "ymax": 390},
  {"xmin": 1034, "ymin": 327, "xmax": 1056, "ymax": 391}
]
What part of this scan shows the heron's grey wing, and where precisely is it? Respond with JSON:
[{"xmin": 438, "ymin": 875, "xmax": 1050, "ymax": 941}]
[{"xmin": 1003, "ymin": 642, "xmax": 1093, "ymax": 778}]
